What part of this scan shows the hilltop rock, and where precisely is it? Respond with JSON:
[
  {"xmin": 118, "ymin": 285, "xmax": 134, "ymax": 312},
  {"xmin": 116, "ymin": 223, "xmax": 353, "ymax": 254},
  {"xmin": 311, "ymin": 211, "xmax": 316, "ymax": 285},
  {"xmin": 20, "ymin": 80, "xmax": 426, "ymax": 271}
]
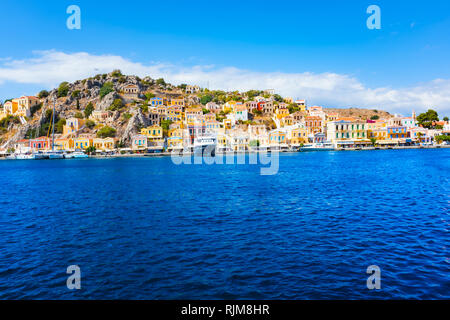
[
  {"xmin": 96, "ymin": 91, "xmax": 119, "ymax": 111},
  {"xmin": 120, "ymin": 107, "xmax": 149, "ymax": 143}
]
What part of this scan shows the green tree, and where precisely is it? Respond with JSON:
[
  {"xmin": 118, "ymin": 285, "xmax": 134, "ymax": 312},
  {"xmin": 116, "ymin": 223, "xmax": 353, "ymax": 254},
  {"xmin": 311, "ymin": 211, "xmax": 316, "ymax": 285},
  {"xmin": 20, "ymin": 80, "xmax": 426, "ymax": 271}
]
[
  {"xmin": 156, "ymin": 78, "xmax": 166, "ymax": 86},
  {"xmin": 144, "ymin": 92, "xmax": 155, "ymax": 100},
  {"xmin": 84, "ymin": 102, "xmax": 94, "ymax": 118},
  {"xmin": 74, "ymin": 112, "xmax": 83, "ymax": 119},
  {"xmin": 443, "ymin": 116, "xmax": 449, "ymax": 122},
  {"xmin": 273, "ymin": 94, "xmax": 283, "ymax": 102},
  {"xmin": 85, "ymin": 146, "xmax": 96, "ymax": 155},
  {"xmin": 111, "ymin": 69, "xmax": 122, "ymax": 77},
  {"xmin": 99, "ymin": 82, "xmax": 114, "ymax": 99},
  {"xmin": 108, "ymin": 99, "xmax": 124, "ymax": 111},
  {"xmin": 85, "ymin": 120, "xmax": 96, "ymax": 129},
  {"xmin": 202, "ymin": 108, "xmax": 210, "ymax": 114},
  {"xmin": 371, "ymin": 115, "xmax": 380, "ymax": 120},
  {"xmin": 38, "ymin": 90, "xmax": 49, "ymax": 99},
  {"xmin": 417, "ymin": 109, "xmax": 439, "ymax": 128},
  {"xmin": 71, "ymin": 90, "xmax": 80, "ymax": 98},
  {"xmin": 56, "ymin": 118, "xmax": 66, "ymax": 134},
  {"xmin": 97, "ymin": 126, "xmax": 117, "ymax": 138},
  {"xmin": 200, "ymin": 94, "xmax": 213, "ymax": 105},
  {"xmin": 370, "ymin": 137, "xmax": 377, "ymax": 146},
  {"xmin": 57, "ymin": 82, "xmax": 70, "ymax": 97}
]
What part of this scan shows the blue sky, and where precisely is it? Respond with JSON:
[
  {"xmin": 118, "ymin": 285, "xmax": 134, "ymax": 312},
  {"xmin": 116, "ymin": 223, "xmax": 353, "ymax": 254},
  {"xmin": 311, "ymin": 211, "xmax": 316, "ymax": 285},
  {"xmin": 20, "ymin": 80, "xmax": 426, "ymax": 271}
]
[{"xmin": 1, "ymin": 0, "xmax": 449, "ymax": 115}]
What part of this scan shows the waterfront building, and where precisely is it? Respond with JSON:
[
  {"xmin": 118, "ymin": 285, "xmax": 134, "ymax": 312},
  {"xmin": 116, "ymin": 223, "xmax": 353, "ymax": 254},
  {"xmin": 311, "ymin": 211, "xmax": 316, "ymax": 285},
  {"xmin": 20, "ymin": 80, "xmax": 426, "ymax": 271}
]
[
  {"xmin": 387, "ymin": 126, "xmax": 409, "ymax": 139},
  {"xmin": 287, "ymin": 126, "xmax": 308, "ymax": 146},
  {"xmin": 229, "ymin": 130, "xmax": 250, "ymax": 151},
  {"xmin": 74, "ymin": 135, "xmax": 94, "ymax": 150},
  {"xmin": 401, "ymin": 117, "xmax": 417, "ymax": 129},
  {"xmin": 269, "ymin": 129, "xmax": 288, "ymax": 148},
  {"xmin": 131, "ymin": 134, "xmax": 148, "ymax": 150},
  {"xmin": 313, "ymin": 132, "xmax": 326, "ymax": 143},
  {"xmin": 29, "ymin": 137, "xmax": 50, "ymax": 150},
  {"xmin": 93, "ymin": 137, "xmax": 116, "ymax": 151},
  {"xmin": 55, "ymin": 138, "xmax": 74, "ymax": 151},
  {"xmin": 326, "ymin": 120, "xmax": 369, "ymax": 148}
]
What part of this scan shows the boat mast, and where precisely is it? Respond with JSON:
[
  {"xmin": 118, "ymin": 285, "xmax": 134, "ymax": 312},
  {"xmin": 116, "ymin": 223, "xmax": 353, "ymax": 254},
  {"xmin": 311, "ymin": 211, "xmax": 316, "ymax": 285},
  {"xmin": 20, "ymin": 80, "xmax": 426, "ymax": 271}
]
[{"xmin": 52, "ymin": 98, "xmax": 55, "ymax": 152}]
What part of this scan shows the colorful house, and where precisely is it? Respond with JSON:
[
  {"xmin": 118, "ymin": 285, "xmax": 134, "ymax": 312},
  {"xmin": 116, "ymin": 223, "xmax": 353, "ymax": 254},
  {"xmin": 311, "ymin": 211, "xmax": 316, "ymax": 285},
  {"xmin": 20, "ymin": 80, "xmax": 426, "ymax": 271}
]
[
  {"xmin": 170, "ymin": 98, "xmax": 185, "ymax": 108},
  {"xmin": 93, "ymin": 137, "xmax": 116, "ymax": 151},
  {"xmin": 30, "ymin": 137, "xmax": 50, "ymax": 150},
  {"xmin": 63, "ymin": 117, "xmax": 85, "ymax": 136},
  {"xmin": 74, "ymin": 136, "xmax": 93, "ymax": 150},
  {"xmin": 305, "ymin": 116, "xmax": 323, "ymax": 135},
  {"xmin": 275, "ymin": 107, "xmax": 289, "ymax": 119},
  {"xmin": 387, "ymin": 126, "xmax": 409, "ymax": 139},
  {"xmin": 149, "ymin": 97, "xmax": 164, "ymax": 107},
  {"xmin": 131, "ymin": 134, "xmax": 148, "ymax": 150}
]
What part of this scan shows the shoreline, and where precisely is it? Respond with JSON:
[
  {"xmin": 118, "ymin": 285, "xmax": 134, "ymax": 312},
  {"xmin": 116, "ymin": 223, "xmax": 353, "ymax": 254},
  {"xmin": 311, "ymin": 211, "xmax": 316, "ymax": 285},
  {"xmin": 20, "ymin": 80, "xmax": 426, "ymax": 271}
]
[{"xmin": 1, "ymin": 144, "xmax": 449, "ymax": 160}]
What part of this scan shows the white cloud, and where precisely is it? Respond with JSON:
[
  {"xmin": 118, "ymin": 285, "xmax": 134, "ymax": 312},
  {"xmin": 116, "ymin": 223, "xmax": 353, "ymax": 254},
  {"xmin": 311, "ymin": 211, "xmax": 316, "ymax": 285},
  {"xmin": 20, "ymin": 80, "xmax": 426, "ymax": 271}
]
[{"xmin": 0, "ymin": 50, "xmax": 449, "ymax": 116}]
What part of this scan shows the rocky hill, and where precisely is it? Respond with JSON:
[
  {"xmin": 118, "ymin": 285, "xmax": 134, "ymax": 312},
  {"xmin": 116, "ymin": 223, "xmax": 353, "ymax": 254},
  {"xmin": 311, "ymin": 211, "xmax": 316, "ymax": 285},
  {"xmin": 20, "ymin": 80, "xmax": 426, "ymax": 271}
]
[
  {"xmin": 0, "ymin": 70, "xmax": 394, "ymax": 149},
  {"xmin": 324, "ymin": 107, "xmax": 392, "ymax": 120}
]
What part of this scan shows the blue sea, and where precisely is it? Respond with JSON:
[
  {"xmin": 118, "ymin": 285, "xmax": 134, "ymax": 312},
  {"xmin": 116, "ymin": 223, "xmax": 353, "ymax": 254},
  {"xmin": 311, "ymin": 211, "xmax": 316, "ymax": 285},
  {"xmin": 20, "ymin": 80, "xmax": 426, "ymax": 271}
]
[{"xmin": 0, "ymin": 149, "xmax": 449, "ymax": 299}]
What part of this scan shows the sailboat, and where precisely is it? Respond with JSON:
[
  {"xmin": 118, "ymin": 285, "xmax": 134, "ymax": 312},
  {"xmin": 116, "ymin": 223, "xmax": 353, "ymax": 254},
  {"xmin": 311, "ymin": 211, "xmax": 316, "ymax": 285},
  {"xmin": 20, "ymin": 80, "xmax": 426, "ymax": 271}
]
[{"xmin": 43, "ymin": 99, "xmax": 64, "ymax": 159}]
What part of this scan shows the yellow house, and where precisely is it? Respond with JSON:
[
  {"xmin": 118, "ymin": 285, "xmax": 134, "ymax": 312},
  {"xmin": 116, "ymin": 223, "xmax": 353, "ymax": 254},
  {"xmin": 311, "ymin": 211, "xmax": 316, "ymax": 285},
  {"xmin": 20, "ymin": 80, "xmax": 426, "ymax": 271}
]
[
  {"xmin": 269, "ymin": 129, "xmax": 287, "ymax": 146},
  {"xmin": 223, "ymin": 119, "xmax": 232, "ymax": 130},
  {"xmin": 141, "ymin": 125, "xmax": 164, "ymax": 146},
  {"xmin": 74, "ymin": 136, "xmax": 93, "ymax": 150},
  {"xmin": 167, "ymin": 128, "xmax": 183, "ymax": 149},
  {"xmin": 166, "ymin": 107, "xmax": 182, "ymax": 122},
  {"xmin": 276, "ymin": 107, "xmax": 290, "ymax": 119},
  {"xmin": 141, "ymin": 125, "xmax": 163, "ymax": 138},
  {"xmin": 63, "ymin": 118, "xmax": 86, "ymax": 136},
  {"xmin": 55, "ymin": 138, "xmax": 74, "ymax": 151},
  {"xmin": 185, "ymin": 107, "xmax": 203, "ymax": 124},
  {"xmin": 289, "ymin": 127, "xmax": 308, "ymax": 146},
  {"xmin": 3, "ymin": 101, "xmax": 19, "ymax": 114},
  {"xmin": 367, "ymin": 121, "xmax": 387, "ymax": 140},
  {"xmin": 170, "ymin": 98, "xmax": 185, "ymax": 107},
  {"xmin": 93, "ymin": 137, "xmax": 116, "ymax": 150}
]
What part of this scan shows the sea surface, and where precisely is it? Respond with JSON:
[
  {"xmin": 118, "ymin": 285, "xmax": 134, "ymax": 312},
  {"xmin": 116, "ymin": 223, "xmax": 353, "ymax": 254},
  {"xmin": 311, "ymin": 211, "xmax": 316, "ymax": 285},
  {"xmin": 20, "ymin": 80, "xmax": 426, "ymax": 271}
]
[{"xmin": 0, "ymin": 149, "xmax": 449, "ymax": 299}]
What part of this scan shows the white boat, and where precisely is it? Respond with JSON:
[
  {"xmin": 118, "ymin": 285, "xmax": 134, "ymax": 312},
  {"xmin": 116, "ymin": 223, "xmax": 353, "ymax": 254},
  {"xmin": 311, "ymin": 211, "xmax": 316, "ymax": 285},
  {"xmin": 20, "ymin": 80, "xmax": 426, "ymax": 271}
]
[
  {"xmin": 8, "ymin": 151, "xmax": 49, "ymax": 160},
  {"xmin": 193, "ymin": 135, "xmax": 217, "ymax": 156},
  {"xmin": 45, "ymin": 150, "xmax": 65, "ymax": 159},
  {"xmin": 65, "ymin": 151, "xmax": 88, "ymax": 159},
  {"xmin": 300, "ymin": 142, "xmax": 335, "ymax": 151}
]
